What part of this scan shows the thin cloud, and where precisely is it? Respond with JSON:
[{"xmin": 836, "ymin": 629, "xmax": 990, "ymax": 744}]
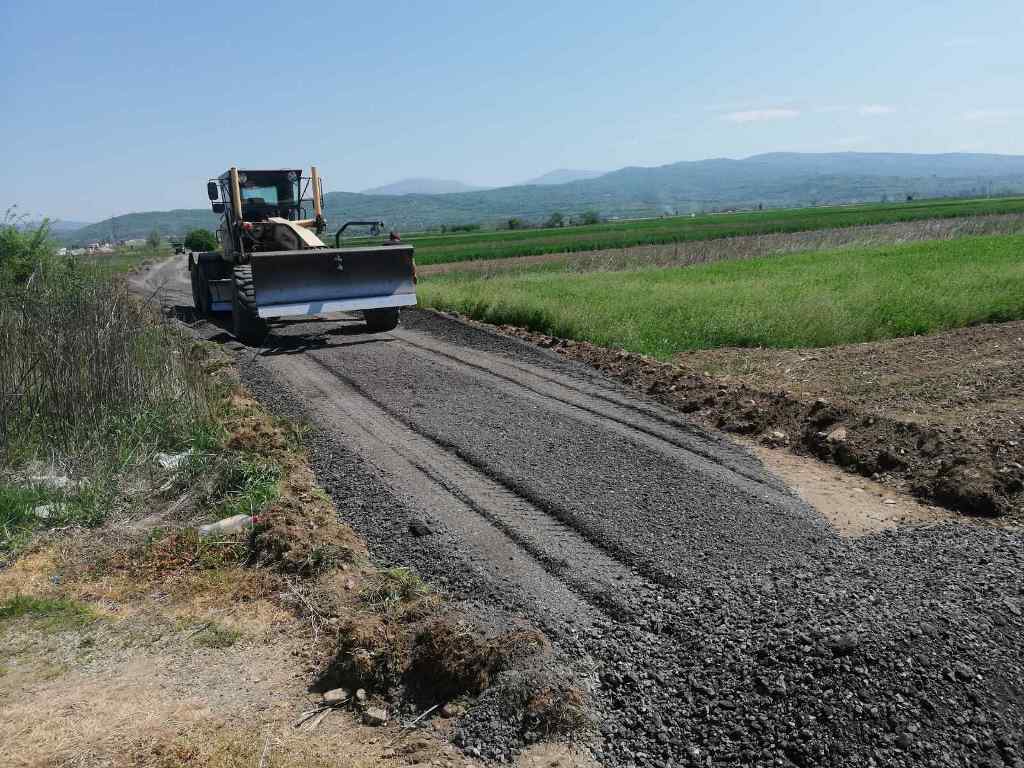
[
  {"xmin": 723, "ymin": 109, "xmax": 800, "ymax": 123},
  {"xmin": 814, "ymin": 104, "xmax": 896, "ymax": 116},
  {"xmin": 858, "ymin": 104, "xmax": 896, "ymax": 116},
  {"xmin": 963, "ymin": 108, "xmax": 1022, "ymax": 122}
]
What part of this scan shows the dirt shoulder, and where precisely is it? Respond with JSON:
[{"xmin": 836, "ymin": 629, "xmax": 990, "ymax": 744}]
[
  {"xmin": 1, "ymin": 354, "xmax": 590, "ymax": 767},
  {"xmin": 470, "ymin": 315, "xmax": 1024, "ymax": 520}
]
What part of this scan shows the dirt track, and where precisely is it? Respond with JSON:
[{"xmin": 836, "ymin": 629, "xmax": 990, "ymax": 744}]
[{"xmin": 134, "ymin": 258, "xmax": 1024, "ymax": 767}]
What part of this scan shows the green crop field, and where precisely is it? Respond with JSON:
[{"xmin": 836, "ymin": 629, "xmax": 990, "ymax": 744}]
[
  {"xmin": 419, "ymin": 234, "xmax": 1024, "ymax": 358},
  {"xmin": 406, "ymin": 196, "xmax": 1024, "ymax": 266}
]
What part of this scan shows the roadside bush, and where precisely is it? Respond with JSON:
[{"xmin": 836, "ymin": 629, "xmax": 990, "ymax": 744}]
[
  {"xmin": 0, "ymin": 218, "xmax": 217, "ymax": 549},
  {"xmin": 0, "ymin": 208, "xmax": 54, "ymax": 286},
  {"xmin": 184, "ymin": 228, "xmax": 218, "ymax": 252},
  {"xmin": 0, "ymin": 272, "xmax": 213, "ymax": 464}
]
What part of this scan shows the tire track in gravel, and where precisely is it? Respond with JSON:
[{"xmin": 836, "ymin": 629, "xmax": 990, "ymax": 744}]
[
  {"xmin": 291, "ymin": 324, "xmax": 832, "ymax": 593},
  {"xmin": 390, "ymin": 328, "xmax": 792, "ymax": 495},
  {"xmin": 257, "ymin": 348, "xmax": 658, "ymax": 624}
]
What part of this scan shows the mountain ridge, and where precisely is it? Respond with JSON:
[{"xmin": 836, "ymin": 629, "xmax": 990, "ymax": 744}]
[
  {"xmin": 523, "ymin": 168, "xmax": 605, "ymax": 185},
  {"xmin": 66, "ymin": 152, "xmax": 1024, "ymax": 243},
  {"xmin": 360, "ymin": 178, "xmax": 490, "ymax": 195}
]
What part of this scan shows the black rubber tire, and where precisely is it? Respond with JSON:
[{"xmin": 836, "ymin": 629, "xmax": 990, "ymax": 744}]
[
  {"xmin": 189, "ymin": 259, "xmax": 203, "ymax": 314},
  {"xmin": 363, "ymin": 307, "xmax": 400, "ymax": 333},
  {"xmin": 232, "ymin": 266, "xmax": 269, "ymax": 345},
  {"xmin": 190, "ymin": 258, "xmax": 210, "ymax": 316}
]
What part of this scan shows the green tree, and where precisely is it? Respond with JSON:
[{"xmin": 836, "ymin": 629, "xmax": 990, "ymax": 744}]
[
  {"xmin": 545, "ymin": 212, "xmax": 565, "ymax": 228},
  {"xmin": 581, "ymin": 210, "xmax": 601, "ymax": 225},
  {"xmin": 146, "ymin": 228, "xmax": 161, "ymax": 250},
  {"xmin": 507, "ymin": 217, "xmax": 524, "ymax": 230},
  {"xmin": 184, "ymin": 228, "xmax": 218, "ymax": 252}
]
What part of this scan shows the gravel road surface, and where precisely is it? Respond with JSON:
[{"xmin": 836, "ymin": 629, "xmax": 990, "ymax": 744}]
[{"xmin": 135, "ymin": 257, "xmax": 1024, "ymax": 767}]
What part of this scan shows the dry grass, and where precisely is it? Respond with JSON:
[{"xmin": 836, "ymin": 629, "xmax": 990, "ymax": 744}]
[
  {"xmin": 408, "ymin": 619, "xmax": 548, "ymax": 700},
  {"xmin": 0, "ymin": 274, "xmax": 215, "ymax": 465}
]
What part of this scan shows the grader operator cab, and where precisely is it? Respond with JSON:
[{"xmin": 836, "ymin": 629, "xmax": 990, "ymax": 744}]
[{"xmin": 189, "ymin": 166, "xmax": 417, "ymax": 343}]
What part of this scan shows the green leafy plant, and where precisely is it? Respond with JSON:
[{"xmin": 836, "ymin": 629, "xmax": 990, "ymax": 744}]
[{"xmin": 184, "ymin": 229, "xmax": 218, "ymax": 252}]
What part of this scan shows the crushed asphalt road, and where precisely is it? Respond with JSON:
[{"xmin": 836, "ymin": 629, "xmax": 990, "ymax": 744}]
[{"xmin": 135, "ymin": 257, "xmax": 1024, "ymax": 767}]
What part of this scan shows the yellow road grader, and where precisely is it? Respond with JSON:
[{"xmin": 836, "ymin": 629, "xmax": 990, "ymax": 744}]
[{"xmin": 189, "ymin": 166, "xmax": 417, "ymax": 343}]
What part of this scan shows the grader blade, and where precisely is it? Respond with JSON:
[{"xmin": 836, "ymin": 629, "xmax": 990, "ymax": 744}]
[{"xmin": 249, "ymin": 244, "xmax": 417, "ymax": 319}]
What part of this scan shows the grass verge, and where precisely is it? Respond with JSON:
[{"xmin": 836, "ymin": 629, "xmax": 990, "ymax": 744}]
[
  {"xmin": 0, "ymin": 594, "xmax": 97, "ymax": 631},
  {"xmin": 421, "ymin": 233, "xmax": 1024, "ymax": 358}
]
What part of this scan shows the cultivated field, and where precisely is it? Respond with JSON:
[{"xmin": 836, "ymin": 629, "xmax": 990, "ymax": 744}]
[
  {"xmin": 421, "ymin": 233, "xmax": 1024, "ymax": 358},
  {"xmin": 420, "ymin": 212, "xmax": 1024, "ymax": 276},
  {"xmin": 407, "ymin": 195, "xmax": 1024, "ymax": 266}
]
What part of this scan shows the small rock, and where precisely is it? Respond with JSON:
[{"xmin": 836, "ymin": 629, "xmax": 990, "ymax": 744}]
[
  {"xmin": 883, "ymin": 498, "xmax": 897, "ymax": 505},
  {"xmin": 954, "ymin": 662, "xmax": 976, "ymax": 682},
  {"xmin": 827, "ymin": 631, "xmax": 860, "ymax": 657},
  {"xmin": 876, "ymin": 449, "xmax": 904, "ymax": 470},
  {"xmin": 322, "ymin": 687, "xmax": 350, "ymax": 703},
  {"xmin": 691, "ymin": 680, "xmax": 716, "ymax": 698},
  {"xmin": 408, "ymin": 518, "xmax": 433, "ymax": 537},
  {"xmin": 355, "ymin": 688, "xmax": 368, "ymax": 703},
  {"xmin": 895, "ymin": 733, "xmax": 914, "ymax": 750},
  {"xmin": 441, "ymin": 702, "xmax": 465, "ymax": 718},
  {"xmin": 363, "ymin": 707, "xmax": 388, "ymax": 726},
  {"xmin": 765, "ymin": 430, "xmax": 789, "ymax": 446},
  {"xmin": 826, "ymin": 427, "xmax": 848, "ymax": 443},
  {"xmin": 32, "ymin": 503, "xmax": 64, "ymax": 520}
]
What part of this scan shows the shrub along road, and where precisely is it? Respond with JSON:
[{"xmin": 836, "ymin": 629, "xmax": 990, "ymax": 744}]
[{"xmin": 137, "ymin": 257, "xmax": 1024, "ymax": 767}]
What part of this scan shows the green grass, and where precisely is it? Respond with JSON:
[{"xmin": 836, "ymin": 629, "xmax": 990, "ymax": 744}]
[
  {"xmin": 78, "ymin": 245, "xmax": 168, "ymax": 276},
  {"xmin": 201, "ymin": 455, "xmax": 281, "ymax": 519},
  {"xmin": 420, "ymin": 234, "xmax": 1024, "ymax": 358},
  {"xmin": 361, "ymin": 567, "xmax": 433, "ymax": 612},
  {"xmin": 405, "ymin": 196, "xmax": 1024, "ymax": 266},
  {"xmin": 0, "ymin": 482, "xmax": 113, "ymax": 556},
  {"xmin": 0, "ymin": 595, "xmax": 97, "ymax": 631},
  {"xmin": 190, "ymin": 621, "xmax": 242, "ymax": 649}
]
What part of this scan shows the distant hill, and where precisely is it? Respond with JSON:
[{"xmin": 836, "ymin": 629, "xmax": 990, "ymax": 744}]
[
  {"xmin": 48, "ymin": 219, "xmax": 92, "ymax": 233},
  {"xmin": 67, "ymin": 152, "xmax": 1024, "ymax": 243},
  {"xmin": 360, "ymin": 178, "xmax": 489, "ymax": 195},
  {"xmin": 68, "ymin": 208, "xmax": 222, "ymax": 245},
  {"xmin": 524, "ymin": 169, "xmax": 605, "ymax": 185},
  {"xmin": 20, "ymin": 219, "xmax": 91, "ymax": 233}
]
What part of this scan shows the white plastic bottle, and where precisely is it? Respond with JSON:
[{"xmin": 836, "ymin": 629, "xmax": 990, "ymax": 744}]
[{"xmin": 198, "ymin": 514, "xmax": 253, "ymax": 538}]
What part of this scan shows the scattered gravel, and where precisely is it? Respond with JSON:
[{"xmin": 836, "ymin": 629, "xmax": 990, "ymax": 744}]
[{"xmin": 143, "ymin": 258, "xmax": 1024, "ymax": 767}]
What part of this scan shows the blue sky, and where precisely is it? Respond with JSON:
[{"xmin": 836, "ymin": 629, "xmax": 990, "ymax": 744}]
[{"xmin": 2, "ymin": 0, "xmax": 1022, "ymax": 221}]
